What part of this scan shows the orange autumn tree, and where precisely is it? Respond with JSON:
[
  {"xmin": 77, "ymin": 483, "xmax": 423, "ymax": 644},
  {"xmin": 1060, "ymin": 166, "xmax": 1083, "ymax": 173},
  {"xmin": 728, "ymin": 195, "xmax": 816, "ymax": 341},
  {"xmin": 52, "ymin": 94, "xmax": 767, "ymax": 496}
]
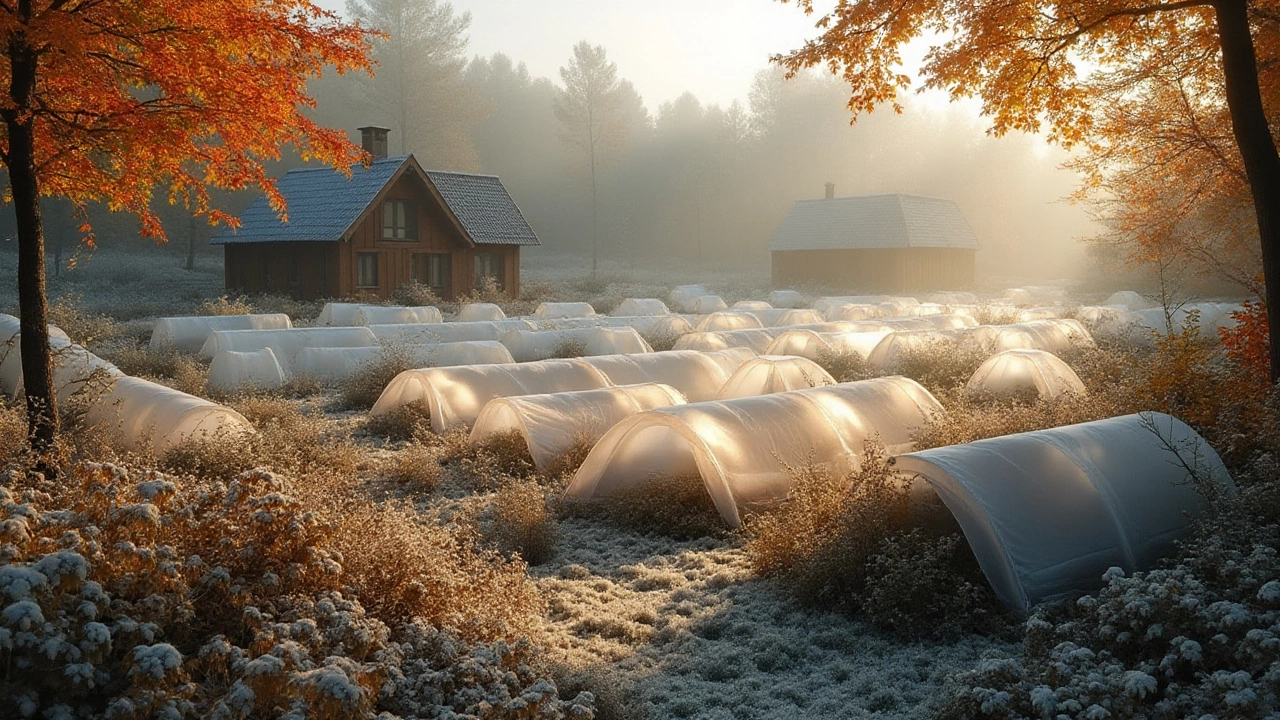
[
  {"xmin": 779, "ymin": 0, "xmax": 1280, "ymax": 379},
  {"xmin": 0, "ymin": 0, "xmax": 373, "ymax": 459}
]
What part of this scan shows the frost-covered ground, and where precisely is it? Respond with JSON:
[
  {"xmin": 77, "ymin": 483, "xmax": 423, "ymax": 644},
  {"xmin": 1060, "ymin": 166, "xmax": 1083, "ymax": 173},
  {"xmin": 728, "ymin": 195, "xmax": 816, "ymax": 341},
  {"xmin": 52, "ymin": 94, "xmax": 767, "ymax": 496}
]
[{"xmin": 530, "ymin": 517, "xmax": 1017, "ymax": 719}]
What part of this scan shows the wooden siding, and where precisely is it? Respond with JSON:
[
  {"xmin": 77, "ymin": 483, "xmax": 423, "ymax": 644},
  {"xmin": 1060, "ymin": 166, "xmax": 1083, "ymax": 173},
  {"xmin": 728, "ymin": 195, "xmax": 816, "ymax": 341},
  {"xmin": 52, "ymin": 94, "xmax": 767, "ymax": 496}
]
[
  {"xmin": 222, "ymin": 169, "xmax": 523, "ymax": 301},
  {"xmin": 771, "ymin": 248, "xmax": 975, "ymax": 293}
]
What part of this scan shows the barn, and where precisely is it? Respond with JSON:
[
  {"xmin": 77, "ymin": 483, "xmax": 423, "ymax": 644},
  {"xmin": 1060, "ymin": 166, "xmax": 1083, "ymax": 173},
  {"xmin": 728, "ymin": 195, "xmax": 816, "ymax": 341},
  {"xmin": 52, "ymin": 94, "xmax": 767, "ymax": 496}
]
[
  {"xmin": 212, "ymin": 127, "xmax": 539, "ymax": 301},
  {"xmin": 768, "ymin": 189, "xmax": 978, "ymax": 292}
]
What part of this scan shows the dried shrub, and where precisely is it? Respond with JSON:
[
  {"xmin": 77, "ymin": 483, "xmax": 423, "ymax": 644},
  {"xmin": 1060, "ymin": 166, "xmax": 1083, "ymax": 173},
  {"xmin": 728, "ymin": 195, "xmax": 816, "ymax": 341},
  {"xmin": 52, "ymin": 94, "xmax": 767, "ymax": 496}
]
[
  {"xmin": 0, "ymin": 397, "xmax": 30, "ymax": 468},
  {"xmin": 384, "ymin": 439, "xmax": 442, "ymax": 491},
  {"xmin": 335, "ymin": 345, "xmax": 416, "ymax": 411},
  {"xmin": 364, "ymin": 400, "xmax": 432, "ymax": 441},
  {"xmin": 159, "ymin": 400, "xmax": 359, "ymax": 485},
  {"xmin": 745, "ymin": 443, "xmax": 1002, "ymax": 635},
  {"xmin": 540, "ymin": 433, "xmax": 597, "ymax": 480},
  {"xmin": 641, "ymin": 330, "xmax": 682, "ymax": 352},
  {"xmin": 973, "ymin": 305, "xmax": 1024, "ymax": 325},
  {"xmin": 882, "ymin": 337, "xmax": 990, "ymax": 394},
  {"xmin": 0, "ymin": 462, "xmax": 585, "ymax": 717},
  {"xmin": 47, "ymin": 292, "xmax": 118, "ymax": 347},
  {"xmin": 814, "ymin": 347, "xmax": 873, "ymax": 384},
  {"xmin": 484, "ymin": 479, "xmax": 558, "ymax": 566},
  {"xmin": 914, "ymin": 391, "xmax": 1138, "ymax": 450},
  {"xmin": 105, "ymin": 342, "xmax": 210, "ymax": 397},
  {"xmin": 551, "ymin": 338, "xmax": 587, "ymax": 359},
  {"xmin": 276, "ymin": 372, "xmax": 324, "ymax": 398},
  {"xmin": 197, "ymin": 294, "xmax": 254, "ymax": 316},
  {"xmin": 576, "ymin": 473, "xmax": 726, "ymax": 540},
  {"xmin": 391, "ymin": 279, "xmax": 443, "ymax": 308},
  {"xmin": 440, "ymin": 429, "xmax": 538, "ymax": 492}
]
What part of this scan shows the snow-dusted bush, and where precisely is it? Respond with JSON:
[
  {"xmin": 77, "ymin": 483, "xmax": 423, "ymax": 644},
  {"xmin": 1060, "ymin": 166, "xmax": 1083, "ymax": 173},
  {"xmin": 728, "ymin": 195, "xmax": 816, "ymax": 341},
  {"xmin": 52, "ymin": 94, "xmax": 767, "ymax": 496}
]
[
  {"xmin": 934, "ymin": 504, "xmax": 1280, "ymax": 719},
  {"xmin": 746, "ymin": 444, "xmax": 1004, "ymax": 636},
  {"xmin": 813, "ymin": 347, "xmax": 873, "ymax": 384},
  {"xmin": 483, "ymin": 480, "xmax": 558, "ymax": 566},
  {"xmin": 572, "ymin": 473, "xmax": 725, "ymax": 540},
  {"xmin": 0, "ymin": 462, "xmax": 586, "ymax": 718}
]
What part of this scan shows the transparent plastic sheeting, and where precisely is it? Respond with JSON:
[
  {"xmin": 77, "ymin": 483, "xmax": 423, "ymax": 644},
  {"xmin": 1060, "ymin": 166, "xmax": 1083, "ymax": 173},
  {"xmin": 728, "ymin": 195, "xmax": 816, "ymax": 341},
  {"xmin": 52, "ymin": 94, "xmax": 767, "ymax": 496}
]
[
  {"xmin": 765, "ymin": 329, "xmax": 892, "ymax": 361},
  {"xmin": 455, "ymin": 303, "xmax": 507, "ymax": 322},
  {"xmin": 200, "ymin": 327, "xmax": 377, "ymax": 371},
  {"xmin": 86, "ymin": 376, "xmax": 254, "ymax": 455},
  {"xmin": 370, "ymin": 320, "xmax": 534, "ymax": 345},
  {"xmin": 315, "ymin": 303, "xmax": 363, "ymax": 327},
  {"xmin": 716, "ymin": 355, "xmax": 835, "ymax": 400},
  {"xmin": 370, "ymin": 348, "xmax": 757, "ymax": 432},
  {"xmin": 534, "ymin": 302, "xmax": 597, "ymax": 319},
  {"xmin": 580, "ymin": 348, "xmax": 755, "ymax": 402},
  {"xmin": 372, "ymin": 358, "xmax": 611, "ymax": 432},
  {"xmin": 351, "ymin": 305, "xmax": 443, "ymax": 326},
  {"xmin": 501, "ymin": 327, "xmax": 653, "ymax": 362},
  {"xmin": 966, "ymin": 349, "xmax": 1086, "ymax": 400},
  {"xmin": 293, "ymin": 342, "xmax": 514, "ymax": 384},
  {"xmin": 565, "ymin": 376, "xmax": 943, "ymax": 528},
  {"xmin": 732, "ymin": 300, "xmax": 773, "ymax": 311},
  {"xmin": 695, "ymin": 312, "xmax": 764, "ymax": 333},
  {"xmin": 896, "ymin": 413, "xmax": 1235, "ymax": 611},
  {"xmin": 768, "ymin": 290, "xmax": 805, "ymax": 308},
  {"xmin": 0, "ymin": 316, "xmax": 72, "ymax": 396},
  {"xmin": 612, "ymin": 298, "xmax": 671, "ymax": 316},
  {"xmin": 926, "ymin": 291, "xmax": 978, "ymax": 305},
  {"xmin": 813, "ymin": 296, "xmax": 920, "ymax": 316},
  {"xmin": 207, "ymin": 348, "xmax": 286, "ymax": 393},
  {"xmin": 583, "ymin": 328, "xmax": 653, "ymax": 357},
  {"xmin": 1103, "ymin": 291, "xmax": 1155, "ymax": 310},
  {"xmin": 149, "ymin": 314, "xmax": 292, "ymax": 353},
  {"xmin": 692, "ymin": 295, "xmax": 729, "ymax": 313},
  {"xmin": 674, "ymin": 329, "xmax": 776, "ymax": 353},
  {"xmin": 0, "ymin": 336, "xmax": 121, "ymax": 400},
  {"xmin": 669, "ymin": 285, "xmax": 709, "ymax": 313},
  {"xmin": 470, "ymin": 383, "xmax": 688, "ymax": 471}
]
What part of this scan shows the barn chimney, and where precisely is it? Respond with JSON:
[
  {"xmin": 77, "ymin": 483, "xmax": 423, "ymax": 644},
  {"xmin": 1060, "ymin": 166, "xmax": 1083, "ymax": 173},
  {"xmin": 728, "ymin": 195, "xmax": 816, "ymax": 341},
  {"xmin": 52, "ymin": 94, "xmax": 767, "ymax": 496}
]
[
  {"xmin": 359, "ymin": 126, "xmax": 390, "ymax": 160},
  {"xmin": 824, "ymin": 182, "xmax": 835, "ymax": 200}
]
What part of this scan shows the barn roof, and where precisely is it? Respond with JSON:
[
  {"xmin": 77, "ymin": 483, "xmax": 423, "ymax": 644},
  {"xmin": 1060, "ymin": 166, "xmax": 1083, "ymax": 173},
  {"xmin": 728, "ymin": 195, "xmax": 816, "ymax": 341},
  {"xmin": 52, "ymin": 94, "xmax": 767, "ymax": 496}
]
[
  {"xmin": 212, "ymin": 155, "xmax": 539, "ymax": 246},
  {"xmin": 768, "ymin": 193, "xmax": 979, "ymax": 252}
]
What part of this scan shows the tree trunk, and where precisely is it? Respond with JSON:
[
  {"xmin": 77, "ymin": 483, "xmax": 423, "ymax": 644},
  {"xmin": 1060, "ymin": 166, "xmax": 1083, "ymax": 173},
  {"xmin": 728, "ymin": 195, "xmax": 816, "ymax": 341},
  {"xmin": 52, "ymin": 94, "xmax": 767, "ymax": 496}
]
[
  {"xmin": 2, "ymin": 16, "xmax": 59, "ymax": 463},
  {"xmin": 1214, "ymin": 0, "xmax": 1280, "ymax": 382}
]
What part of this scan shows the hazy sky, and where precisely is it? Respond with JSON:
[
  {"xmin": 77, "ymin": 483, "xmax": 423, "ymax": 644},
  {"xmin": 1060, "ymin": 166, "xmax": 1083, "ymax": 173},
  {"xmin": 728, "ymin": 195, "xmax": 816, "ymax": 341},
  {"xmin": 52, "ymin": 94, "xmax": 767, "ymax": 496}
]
[{"xmin": 317, "ymin": 0, "xmax": 826, "ymax": 109}]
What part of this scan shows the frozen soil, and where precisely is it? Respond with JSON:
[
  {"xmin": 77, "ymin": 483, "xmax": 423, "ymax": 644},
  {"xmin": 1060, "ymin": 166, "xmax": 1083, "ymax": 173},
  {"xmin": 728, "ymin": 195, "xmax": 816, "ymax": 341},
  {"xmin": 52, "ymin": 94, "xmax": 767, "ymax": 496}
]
[{"xmin": 526, "ymin": 516, "xmax": 1018, "ymax": 719}]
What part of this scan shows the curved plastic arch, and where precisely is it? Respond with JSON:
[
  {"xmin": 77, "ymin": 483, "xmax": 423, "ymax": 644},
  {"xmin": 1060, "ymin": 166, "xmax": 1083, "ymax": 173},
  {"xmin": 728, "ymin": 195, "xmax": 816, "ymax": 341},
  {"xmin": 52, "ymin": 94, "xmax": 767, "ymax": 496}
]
[
  {"xmin": 565, "ymin": 377, "xmax": 944, "ymax": 528},
  {"xmin": 150, "ymin": 314, "xmax": 291, "ymax": 353},
  {"xmin": 965, "ymin": 349, "xmax": 1086, "ymax": 400},
  {"xmin": 456, "ymin": 303, "xmax": 507, "ymax": 322},
  {"xmin": 715, "ymin": 355, "xmax": 835, "ymax": 400},
  {"xmin": 470, "ymin": 383, "xmax": 688, "ymax": 471},
  {"xmin": 612, "ymin": 298, "xmax": 671, "ymax": 316},
  {"xmin": 579, "ymin": 348, "xmax": 754, "ymax": 402},
  {"xmin": 896, "ymin": 413, "xmax": 1235, "ymax": 612}
]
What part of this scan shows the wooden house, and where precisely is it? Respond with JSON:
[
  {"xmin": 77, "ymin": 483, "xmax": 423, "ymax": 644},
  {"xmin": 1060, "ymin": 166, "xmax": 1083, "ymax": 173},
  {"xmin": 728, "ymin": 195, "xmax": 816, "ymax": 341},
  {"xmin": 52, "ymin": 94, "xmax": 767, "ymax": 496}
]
[
  {"xmin": 769, "ymin": 188, "xmax": 978, "ymax": 292},
  {"xmin": 212, "ymin": 127, "xmax": 539, "ymax": 301}
]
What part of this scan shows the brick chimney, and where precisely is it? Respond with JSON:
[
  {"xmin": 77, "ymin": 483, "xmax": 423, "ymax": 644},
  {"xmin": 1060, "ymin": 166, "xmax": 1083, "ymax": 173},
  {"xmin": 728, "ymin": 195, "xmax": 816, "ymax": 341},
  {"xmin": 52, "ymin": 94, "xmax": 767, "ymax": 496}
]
[
  {"xmin": 824, "ymin": 182, "xmax": 835, "ymax": 200},
  {"xmin": 359, "ymin": 126, "xmax": 390, "ymax": 160}
]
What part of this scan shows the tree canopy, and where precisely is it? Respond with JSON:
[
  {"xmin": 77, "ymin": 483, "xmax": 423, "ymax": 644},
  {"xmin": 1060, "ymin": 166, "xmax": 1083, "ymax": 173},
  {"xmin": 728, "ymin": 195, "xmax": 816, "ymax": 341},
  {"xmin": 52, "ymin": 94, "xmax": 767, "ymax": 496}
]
[{"xmin": 779, "ymin": 0, "xmax": 1280, "ymax": 378}]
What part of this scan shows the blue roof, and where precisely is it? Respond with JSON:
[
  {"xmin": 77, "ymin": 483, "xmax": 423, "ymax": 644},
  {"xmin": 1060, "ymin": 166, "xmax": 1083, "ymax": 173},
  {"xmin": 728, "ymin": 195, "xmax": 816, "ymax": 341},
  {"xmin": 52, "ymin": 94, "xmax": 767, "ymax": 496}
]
[{"xmin": 212, "ymin": 155, "xmax": 540, "ymax": 246}]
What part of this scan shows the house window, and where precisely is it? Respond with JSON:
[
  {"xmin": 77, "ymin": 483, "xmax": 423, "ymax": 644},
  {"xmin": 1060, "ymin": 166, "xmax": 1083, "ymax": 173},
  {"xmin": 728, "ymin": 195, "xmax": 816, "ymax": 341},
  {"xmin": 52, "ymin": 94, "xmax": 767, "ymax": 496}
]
[
  {"xmin": 381, "ymin": 199, "xmax": 416, "ymax": 240},
  {"xmin": 412, "ymin": 253, "xmax": 451, "ymax": 292},
  {"xmin": 356, "ymin": 252, "xmax": 379, "ymax": 288},
  {"xmin": 473, "ymin": 252, "xmax": 504, "ymax": 290}
]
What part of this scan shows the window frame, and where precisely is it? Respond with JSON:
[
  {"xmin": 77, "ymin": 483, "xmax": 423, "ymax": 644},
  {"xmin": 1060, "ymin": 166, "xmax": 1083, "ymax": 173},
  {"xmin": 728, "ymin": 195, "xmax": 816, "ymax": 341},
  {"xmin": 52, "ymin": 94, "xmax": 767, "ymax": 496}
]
[
  {"xmin": 356, "ymin": 252, "xmax": 379, "ymax": 289},
  {"xmin": 381, "ymin": 199, "xmax": 416, "ymax": 241}
]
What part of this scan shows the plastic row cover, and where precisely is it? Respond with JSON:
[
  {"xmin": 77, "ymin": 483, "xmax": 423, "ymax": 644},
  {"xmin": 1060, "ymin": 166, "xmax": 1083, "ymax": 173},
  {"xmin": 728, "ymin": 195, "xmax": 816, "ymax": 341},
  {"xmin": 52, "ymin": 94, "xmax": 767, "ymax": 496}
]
[
  {"xmin": 695, "ymin": 312, "xmax": 763, "ymax": 333},
  {"xmin": 351, "ymin": 305, "xmax": 443, "ymax": 326},
  {"xmin": 813, "ymin": 296, "xmax": 920, "ymax": 316},
  {"xmin": 293, "ymin": 342, "xmax": 513, "ymax": 384},
  {"xmin": 897, "ymin": 413, "xmax": 1234, "ymax": 611},
  {"xmin": 926, "ymin": 291, "xmax": 978, "ymax": 305},
  {"xmin": 200, "ymin": 327, "xmax": 377, "ymax": 370},
  {"xmin": 565, "ymin": 377, "xmax": 944, "ymax": 527},
  {"xmin": 471, "ymin": 383, "xmax": 688, "ymax": 471},
  {"xmin": 716, "ymin": 356, "xmax": 834, "ymax": 400},
  {"xmin": 674, "ymin": 329, "xmax": 776, "ymax": 353},
  {"xmin": 768, "ymin": 290, "xmax": 806, "ymax": 309},
  {"xmin": 370, "ymin": 319, "xmax": 534, "ymax": 345},
  {"xmin": 733, "ymin": 300, "xmax": 772, "ymax": 311},
  {"xmin": 669, "ymin": 285, "xmax": 710, "ymax": 313},
  {"xmin": 86, "ymin": 376, "xmax": 254, "ymax": 455},
  {"xmin": 612, "ymin": 298, "xmax": 671, "ymax": 316},
  {"xmin": 456, "ymin": 303, "xmax": 507, "ymax": 322},
  {"xmin": 150, "ymin": 314, "xmax": 291, "ymax": 353},
  {"xmin": 371, "ymin": 348, "xmax": 757, "ymax": 432},
  {"xmin": 208, "ymin": 348, "xmax": 286, "ymax": 393},
  {"xmin": 766, "ymin": 329, "xmax": 893, "ymax": 361},
  {"xmin": 535, "ymin": 302, "xmax": 597, "ymax": 319},
  {"xmin": 501, "ymin": 327, "xmax": 653, "ymax": 362},
  {"xmin": 0, "ymin": 316, "xmax": 73, "ymax": 396},
  {"xmin": 965, "ymin": 349, "xmax": 1086, "ymax": 400}
]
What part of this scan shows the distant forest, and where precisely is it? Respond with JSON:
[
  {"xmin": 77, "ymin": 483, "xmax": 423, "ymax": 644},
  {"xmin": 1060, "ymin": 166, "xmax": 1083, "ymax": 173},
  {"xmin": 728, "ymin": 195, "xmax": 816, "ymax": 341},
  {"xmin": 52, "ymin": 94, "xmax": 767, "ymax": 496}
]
[{"xmin": 0, "ymin": 0, "xmax": 1096, "ymax": 281}]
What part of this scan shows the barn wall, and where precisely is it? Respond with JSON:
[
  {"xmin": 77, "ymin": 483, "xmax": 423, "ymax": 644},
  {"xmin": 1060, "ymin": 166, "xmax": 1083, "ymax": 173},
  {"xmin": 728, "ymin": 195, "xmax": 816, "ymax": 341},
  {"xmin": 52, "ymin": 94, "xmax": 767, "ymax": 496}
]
[
  {"xmin": 771, "ymin": 248, "xmax": 975, "ymax": 292},
  {"xmin": 223, "ymin": 243, "xmax": 338, "ymax": 300}
]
